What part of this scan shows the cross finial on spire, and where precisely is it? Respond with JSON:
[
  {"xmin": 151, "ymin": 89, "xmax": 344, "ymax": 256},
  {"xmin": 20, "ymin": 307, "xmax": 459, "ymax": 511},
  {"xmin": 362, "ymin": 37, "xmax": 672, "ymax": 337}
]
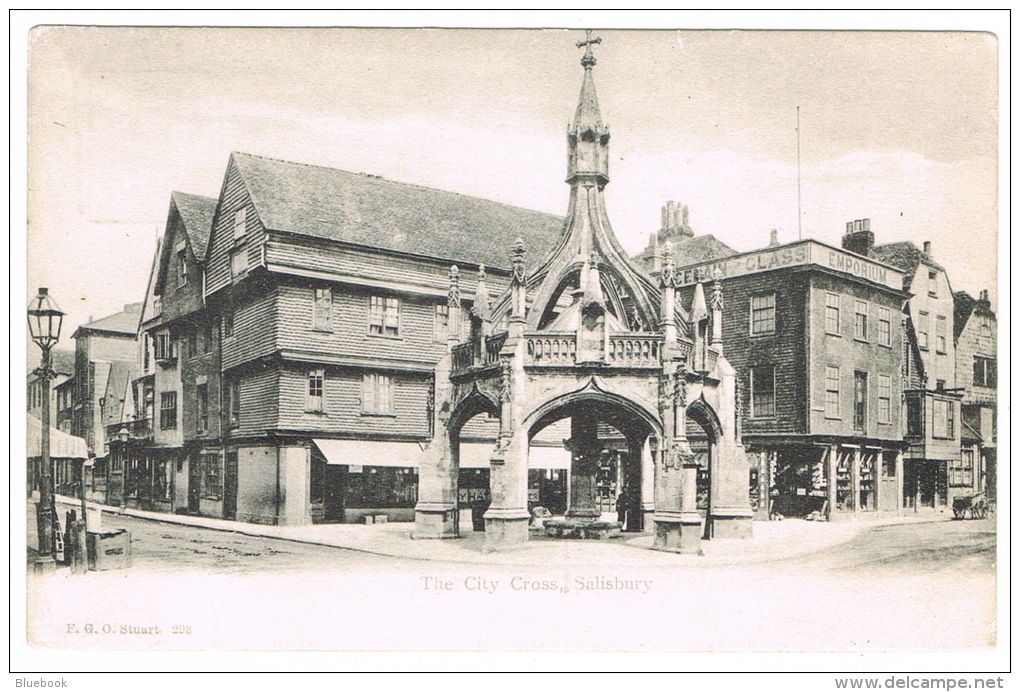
[{"xmin": 577, "ymin": 30, "xmax": 601, "ymax": 68}]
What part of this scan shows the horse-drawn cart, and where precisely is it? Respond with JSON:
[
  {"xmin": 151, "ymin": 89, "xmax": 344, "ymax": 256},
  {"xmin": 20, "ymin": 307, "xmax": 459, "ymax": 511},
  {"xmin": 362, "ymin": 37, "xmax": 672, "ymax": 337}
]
[{"xmin": 952, "ymin": 492, "xmax": 990, "ymax": 520}]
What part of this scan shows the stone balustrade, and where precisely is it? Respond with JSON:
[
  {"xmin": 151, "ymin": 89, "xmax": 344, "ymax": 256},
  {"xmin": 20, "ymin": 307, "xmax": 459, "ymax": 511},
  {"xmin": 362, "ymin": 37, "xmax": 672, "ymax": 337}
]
[
  {"xmin": 608, "ymin": 334, "xmax": 662, "ymax": 366},
  {"xmin": 525, "ymin": 333, "xmax": 576, "ymax": 364}
]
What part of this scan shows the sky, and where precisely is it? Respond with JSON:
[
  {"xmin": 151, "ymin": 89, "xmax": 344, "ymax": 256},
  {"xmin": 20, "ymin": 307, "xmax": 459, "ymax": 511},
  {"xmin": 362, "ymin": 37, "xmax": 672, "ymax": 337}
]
[{"xmin": 20, "ymin": 17, "xmax": 1002, "ymax": 348}]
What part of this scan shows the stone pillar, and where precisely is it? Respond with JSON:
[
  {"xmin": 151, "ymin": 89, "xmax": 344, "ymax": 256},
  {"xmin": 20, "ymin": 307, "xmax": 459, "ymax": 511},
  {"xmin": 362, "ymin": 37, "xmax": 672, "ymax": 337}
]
[
  {"xmin": 826, "ymin": 444, "xmax": 838, "ymax": 520},
  {"xmin": 706, "ymin": 360, "xmax": 754, "ymax": 538},
  {"xmin": 414, "ymin": 274, "xmax": 462, "ymax": 539},
  {"xmin": 413, "ymin": 430, "xmax": 459, "ymax": 539},
  {"xmin": 652, "ymin": 370, "xmax": 703, "ymax": 553},
  {"xmin": 484, "ymin": 432, "xmax": 530, "ymax": 551},
  {"xmin": 566, "ymin": 410, "xmax": 601, "ymax": 521},
  {"xmin": 708, "ymin": 438, "xmax": 754, "ymax": 538},
  {"xmin": 483, "ymin": 340, "xmax": 529, "ymax": 551}
]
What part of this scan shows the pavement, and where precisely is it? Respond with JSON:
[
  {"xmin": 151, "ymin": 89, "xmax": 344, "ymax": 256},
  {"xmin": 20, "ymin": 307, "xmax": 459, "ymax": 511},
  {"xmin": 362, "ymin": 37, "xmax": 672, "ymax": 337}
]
[{"xmin": 51, "ymin": 494, "xmax": 951, "ymax": 568}]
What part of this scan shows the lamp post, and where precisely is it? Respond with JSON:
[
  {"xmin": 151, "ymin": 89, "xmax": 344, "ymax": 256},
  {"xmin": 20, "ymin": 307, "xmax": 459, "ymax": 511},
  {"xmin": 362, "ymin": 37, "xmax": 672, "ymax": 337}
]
[{"xmin": 28, "ymin": 287, "xmax": 64, "ymax": 574}]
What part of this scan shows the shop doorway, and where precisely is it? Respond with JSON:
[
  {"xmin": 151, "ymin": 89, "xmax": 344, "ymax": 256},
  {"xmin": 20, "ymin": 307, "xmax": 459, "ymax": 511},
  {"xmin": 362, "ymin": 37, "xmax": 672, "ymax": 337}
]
[{"xmin": 904, "ymin": 460, "xmax": 947, "ymax": 511}]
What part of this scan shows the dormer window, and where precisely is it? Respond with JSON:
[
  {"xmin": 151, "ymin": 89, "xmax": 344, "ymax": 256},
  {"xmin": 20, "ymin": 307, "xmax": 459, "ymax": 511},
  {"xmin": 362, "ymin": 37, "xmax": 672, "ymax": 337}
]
[{"xmin": 233, "ymin": 207, "xmax": 247, "ymax": 241}]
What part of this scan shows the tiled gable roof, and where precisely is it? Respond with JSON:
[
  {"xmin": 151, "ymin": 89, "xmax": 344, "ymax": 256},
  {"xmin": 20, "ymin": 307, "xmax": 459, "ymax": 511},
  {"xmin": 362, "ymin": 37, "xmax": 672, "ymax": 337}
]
[
  {"xmin": 78, "ymin": 304, "xmax": 143, "ymax": 336},
  {"xmin": 953, "ymin": 290, "xmax": 977, "ymax": 340},
  {"xmin": 870, "ymin": 241, "xmax": 944, "ymax": 291},
  {"xmin": 172, "ymin": 191, "xmax": 217, "ymax": 261},
  {"xmin": 233, "ymin": 152, "xmax": 565, "ymax": 270},
  {"xmin": 634, "ymin": 233, "xmax": 737, "ymax": 269}
]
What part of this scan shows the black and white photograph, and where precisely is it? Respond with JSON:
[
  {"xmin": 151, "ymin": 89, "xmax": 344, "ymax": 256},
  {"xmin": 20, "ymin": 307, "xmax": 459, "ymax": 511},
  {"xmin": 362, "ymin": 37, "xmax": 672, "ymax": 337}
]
[{"xmin": 13, "ymin": 12, "xmax": 1007, "ymax": 680}]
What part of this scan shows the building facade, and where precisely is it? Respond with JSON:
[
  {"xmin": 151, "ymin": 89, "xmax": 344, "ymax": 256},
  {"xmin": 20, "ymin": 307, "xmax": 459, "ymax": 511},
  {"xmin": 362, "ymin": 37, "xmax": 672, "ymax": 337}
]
[
  {"xmin": 70, "ymin": 304, "xmax": 141, "ymax": 453},
  {"xmin": 869, "ymin": 236, "xmax": 963, "ymax": 512},
  {"xmin": 954, "ymin": 289, "xmax": 997, "ymax": 502},
  {"xmin": 671, "ymin": 227, "xmax": 909, "ymax": 520}
]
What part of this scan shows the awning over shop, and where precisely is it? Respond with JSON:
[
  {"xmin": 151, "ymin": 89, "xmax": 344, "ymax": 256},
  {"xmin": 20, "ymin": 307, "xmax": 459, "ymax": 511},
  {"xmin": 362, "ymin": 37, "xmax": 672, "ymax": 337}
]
[
  {"xmin": 312, "ymin": 439, "xmax": 571, "ymax": 470},
  {"xmin": 27, "ymin": 414, "xmax": 89, "ymax": 460}
]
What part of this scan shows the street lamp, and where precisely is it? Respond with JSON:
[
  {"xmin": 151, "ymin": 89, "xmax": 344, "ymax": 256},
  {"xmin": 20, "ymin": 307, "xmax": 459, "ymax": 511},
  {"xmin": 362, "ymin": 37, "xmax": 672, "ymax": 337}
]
[{"xmin": 28, "ymin": 287, "xmax": 64, "ymax": 574}]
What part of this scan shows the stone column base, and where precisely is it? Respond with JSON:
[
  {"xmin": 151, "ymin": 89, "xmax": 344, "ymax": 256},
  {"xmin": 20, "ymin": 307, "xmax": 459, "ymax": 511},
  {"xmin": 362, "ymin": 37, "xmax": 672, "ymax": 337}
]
[
  {"xmin": 483, "ymin": 508, "xmax": 531, "ymax": 552},
  {"xmin": 651, "ymin": 512, "xmax": 704, "ymax": 554},
  {"xmin": 412, "ymin": 503, "xmax": 460, "ymax": 539},
  {"xmin": 565, "ymin": 507, "xmax": 601, "ymax": 522},
  {"xmin": 707, "ymin": 509, "xmax": 754, "ymax": 539}
]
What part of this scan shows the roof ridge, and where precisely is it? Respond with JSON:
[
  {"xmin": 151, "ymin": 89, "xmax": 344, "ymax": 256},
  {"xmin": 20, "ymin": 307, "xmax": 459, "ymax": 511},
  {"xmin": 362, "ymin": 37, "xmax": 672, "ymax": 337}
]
[
  {"xmin": 232, "ymin": 150, "xmax": 563, "ymax": 221},
  {"xmin": 172, "ymin": 190, "xmax": 217, "ymax": 203}
]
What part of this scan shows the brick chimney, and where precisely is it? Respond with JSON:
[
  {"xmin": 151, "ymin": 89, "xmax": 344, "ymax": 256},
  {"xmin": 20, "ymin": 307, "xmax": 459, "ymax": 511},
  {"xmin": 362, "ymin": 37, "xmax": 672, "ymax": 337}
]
[
  {"xmin": 659, "ymin": 201, "xmax": 694, "ymax": 240},
  {"xmin": 841, "ymin": 218, "xmax": 874, "ymax": 256},
  {"xmin": 923, "ymin": 241, "xmax": 932, "ymax": 256},
  {"xmin": 978, "ymin": 289, "xmax": 990, "ymax": 308}
]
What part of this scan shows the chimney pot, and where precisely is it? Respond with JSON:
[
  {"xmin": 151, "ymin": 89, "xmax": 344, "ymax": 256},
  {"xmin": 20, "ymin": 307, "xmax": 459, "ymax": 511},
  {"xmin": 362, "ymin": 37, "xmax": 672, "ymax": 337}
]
[
  {"xmin": 846, "ymin": 222, "xmax": 854, "ymax": 234},
  {"xmin": 979, "ymin": 289, "xmax": 989, "ymax": 302},
  {"xmin": 923, "ymin": 241, "xmax": 932, "ymax": 255},
  {"xmin": 854, "ymin": 220, "xmax": 862, "ymax": 232},
  {"xmin": 862, "ymin": 218, "xmax": 870, "ymax": 231}
]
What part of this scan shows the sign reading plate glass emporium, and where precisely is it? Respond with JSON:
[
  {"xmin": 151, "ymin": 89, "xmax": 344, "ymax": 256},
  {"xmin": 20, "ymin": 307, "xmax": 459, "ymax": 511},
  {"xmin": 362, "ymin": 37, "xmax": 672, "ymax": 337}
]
[{"xmin": 673, "ymin": 240, "xmax": 903, "ymax": 291}]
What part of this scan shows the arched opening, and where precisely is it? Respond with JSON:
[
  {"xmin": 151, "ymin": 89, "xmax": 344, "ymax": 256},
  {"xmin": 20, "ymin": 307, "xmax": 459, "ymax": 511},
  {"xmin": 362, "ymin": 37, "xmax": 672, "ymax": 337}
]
[
  {"xmin": 525, "ymin": 393, "xmax": 658, "ymax": 532},
  {"xmin": 686, "ymin": 397, "xmax": 723, "ymax": 538},
  {"xmin": 447, "ymin": 392, "xmax": 501, "ymax": 533}
]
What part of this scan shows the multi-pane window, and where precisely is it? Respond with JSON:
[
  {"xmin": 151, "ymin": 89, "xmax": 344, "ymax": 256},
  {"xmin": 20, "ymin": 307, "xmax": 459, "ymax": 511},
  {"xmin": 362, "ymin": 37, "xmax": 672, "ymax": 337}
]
[
  {"xmin": 973, "ymin": 356, "xmax": 996, "ymax": 388},
  {"xmin": 854, "ymin": 300, "xmax": 868, "ymax": 341},
  {"xmin": 177, "ymin": 248, "xmax": 188, "ymax": 288},
  {"xmin": 154, "ymin": 333, "xmax": 175, "ymax": 361},
  {"xmin": 233, "ymin": 207, "xmax": 247, "ymax": 240},
  {"xmin": 223, "ymin": 310, "xmax": 234, "ymax": 338},
  {"xmin": 227, "ymin": 380, "xmax": 241, "ymax": 428},
  {"xmin": 159, "ymin": 391, "xmax": 177, "ymax": 430},
  {"xmin": 917, "ymin": 311, "xmax": 929, "ymax": 350},
  {"xmin": 906, "ymin": 396, "xmax": 922, "ymax": 437},
  {"xmin": 824, "ymin": 365, "xmax": 840, "ymax": 418},
  {"xmin": 853, "ymin": 371, "xmax": 868, "ymax": 431},
  {"xmin": 362, "ymin": 373, "xmax": 394, "ymax": 414},
  {"xmin": 877, "ymin": 307, "xmax": 892, "ymax": 346},
  {"xmin": 750, "ymin": 294, "xmax": 776, "ymax": 335},
  {"xmin": 313, "ymin": 287, "xmax": 333, "ymax": 331},
  {"xmin": 435, "ymin": 303, "xmax": 450, "ymax": 343},
  {"xmin": 932, "ymin": 399, "xmax": 954, "ymax": 439},
  {"xmin": 307, "ymin": 369, "xmax": 324, "ymax": 412},
  {"xmin": 950, "ymin": 449, "xmax": 975, "ymax": 488},
  {"xmin": 750, "ymin": 366, "xmax": 776, "ymax": 418},
  {"xmin": 825, "ymin": 293, "xmax": 841, "ymax": 335},
  {"xmin": 935, "ymin": 315, "xmax": 947, "ymax": 354},
  {"xmin": 877, "ymin": 374, "xmax": 892, "ymax": 424},
  {"xmin": 369, "ymin": 296, "xmax": 400, "ymax": 336},
  {"xmin": 928, "ymin": 269, "xmax": 937, "ymax": 297},
  {"xmin": 196, "ymin": 383, "xmax": 209, "ymax": 433},
  {"xmin": 200, "ymin": 451, "xmax": 222, "ymax": 499}
]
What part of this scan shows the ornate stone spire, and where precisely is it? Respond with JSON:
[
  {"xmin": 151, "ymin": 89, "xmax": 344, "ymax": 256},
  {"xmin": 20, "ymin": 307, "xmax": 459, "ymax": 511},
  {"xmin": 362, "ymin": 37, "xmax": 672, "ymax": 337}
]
[
  {"xmin": 568, "ymin": 31, "xmax": 610, "ymax": 186},
  {"xmin": 511, "ymin": 238, "xmax": 527, "ymax": 287},
  {"xmin": 522, "ymin": 32, "xmax": 660, "ymax": 335},
  {"xmin": 448, "ymin": 265, "xmax": 461, "ymax": 310}
]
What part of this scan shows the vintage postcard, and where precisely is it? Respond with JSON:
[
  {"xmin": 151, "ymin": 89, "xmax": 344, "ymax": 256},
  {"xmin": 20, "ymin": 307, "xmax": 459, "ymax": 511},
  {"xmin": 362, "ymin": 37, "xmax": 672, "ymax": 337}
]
[{"xmin": 14, "ymin": 15, "xmax": 1006, "ymax": 676}]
